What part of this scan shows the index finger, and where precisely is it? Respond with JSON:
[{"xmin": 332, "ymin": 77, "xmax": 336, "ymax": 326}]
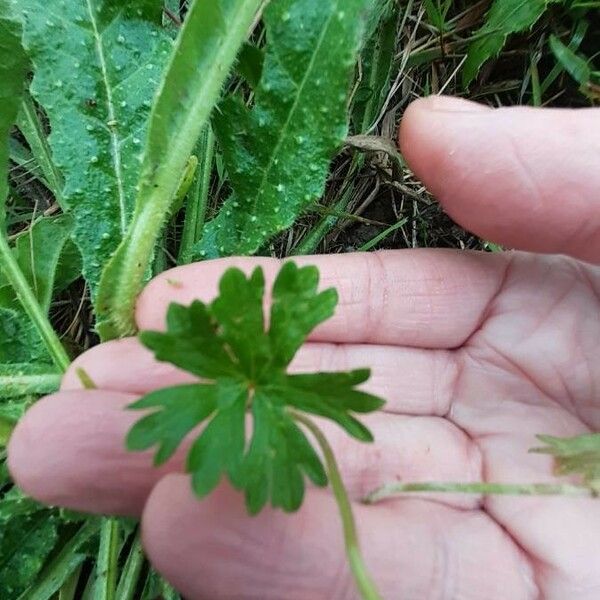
[{"xmin": 136, "ymin": 249, "xmax": 508, "ymax": 349}]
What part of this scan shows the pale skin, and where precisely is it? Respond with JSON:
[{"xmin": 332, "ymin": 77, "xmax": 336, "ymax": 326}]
[{"xmin": 8, "ymin": 96, "xmax": 600, "ymax": 599}]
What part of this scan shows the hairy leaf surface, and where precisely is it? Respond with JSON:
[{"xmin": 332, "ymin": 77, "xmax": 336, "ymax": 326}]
[
  {"xmin": 16, "ymin": 0, "xmax": 172, "ymax": 295},
  {"xmin": 463, "ymin": 0, "xmax": 560, "ymax": 88},
  {"xmin": 128, "ymin": 262, "xmax": 384, "ymax": 514},
  {"xmin": 192, "ymin": 0, "xmax": 373, "ymax": 259}
]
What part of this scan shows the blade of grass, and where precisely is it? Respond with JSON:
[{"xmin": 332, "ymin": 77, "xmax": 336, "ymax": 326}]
[
  {"xmin": 178, "ymin": 126, "xmax": 215, "ymax": 264},
  {"xmin": 17, "ymin": 93, "xmax": 64, "ymax": 207},
  {"xmin": 115, "ymin": 534, "xmax": 145, "ymax": 600},
  {"xmin": 540, "ymin": 20, "xmax": 589, "ymax": 95},
  {"xmin": 0, "ymin": 234, "xmax": 70, "ymax": 371},
  {"xmin": 291, "ymin": 156, "xmax": 363, "ymax": 256},
  {"xmin": 357, "ymin": 217, "xmax": 409, "ymax": 251}
]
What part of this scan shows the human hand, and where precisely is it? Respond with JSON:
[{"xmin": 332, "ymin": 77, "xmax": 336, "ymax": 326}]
[{"xmin": 8, "ymin": 97, "xmax": 600, "ymax": 599}]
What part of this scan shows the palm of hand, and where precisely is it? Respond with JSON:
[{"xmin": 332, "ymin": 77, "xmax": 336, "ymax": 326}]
[{"xmin": 8, "ymin": 98, "xmax": 600, "ymax": 599}]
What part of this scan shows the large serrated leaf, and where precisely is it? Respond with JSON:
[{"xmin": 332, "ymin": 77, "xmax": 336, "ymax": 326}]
[
  {"xmin": 192, "ymin": 0, "xmax": 373, "ymax": 259},
  {"xmin": 96, "ymin": 0, "xmax": 263, "ymax": 340},
  {"xmin": 16, "ymin": 0, "xmax": 173, "ymax": 296},
  {"xmin": 0, "ymin": 0, "xmax": 28, "ymax": 219},
  {"xmin": 463, "ymin": 0, "xmax": 560, "ymax": 88}
]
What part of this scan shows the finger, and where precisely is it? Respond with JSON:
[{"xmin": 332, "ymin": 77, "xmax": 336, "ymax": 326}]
[
  {"xmin": 62, "ymin": 337, "xmax": 459, "ymax": 416},
  {"xmin": 8, "ymin": 391, "xmax": 481, "ymax": 515},
  {"xmin": 136, "ymin": 250, "xmax": 508, "ymax": 348},
  {"xmin": 61, "ymin": 337, "xmax": 196, "ymax": 393},
  {"xmin": 7, "ymin": 390, "xmax": 184, "ymax": 516},
  {"xmin": 400, "ymin": 96, "xmax": 600, "ymax": 263},
  {"xmin": 142, "ymin": 475, "xmax": 537, "ymax": 600}
]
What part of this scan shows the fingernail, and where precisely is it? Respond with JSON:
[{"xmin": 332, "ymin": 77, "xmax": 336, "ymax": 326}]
[{"xmin": 419, "ymin": 95, "xmax": 491, "ymax": 113}]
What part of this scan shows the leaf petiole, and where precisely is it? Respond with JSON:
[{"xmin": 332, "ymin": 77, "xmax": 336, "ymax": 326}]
[{"xmin": 291, "ymin": 411, "xmax": 383, "ymax": 600}]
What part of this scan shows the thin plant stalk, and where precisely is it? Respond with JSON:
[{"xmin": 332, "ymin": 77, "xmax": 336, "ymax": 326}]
[
  {"xmin": 0, "ymin": 233, "xmax": 70, "ymax": 371},
  {"xmin": 365, "ymin": 481, "xmax": 597, "ymax": 504},
  {"xmin": 292, "ymin": 411, "xmax": 382, "ymax": 600}
]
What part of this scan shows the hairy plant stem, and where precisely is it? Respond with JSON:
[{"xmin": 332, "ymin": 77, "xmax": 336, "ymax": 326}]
[
  {"xmin": 0, "ymin": 233, "xmax": 70, "ymax": 371},
  {"xmin": 96, "ymin": 0, "xmax": 263, "ymax": 339},
  {"xmin": 365, "ymin": 481, "xmax": 598, "ymax": 504},
  {"xmin": 291, "ymin": 411, "xmax": 382, "ymax": 600}
]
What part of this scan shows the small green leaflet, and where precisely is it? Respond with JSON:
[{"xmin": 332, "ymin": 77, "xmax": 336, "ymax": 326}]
[
  {"xmin": 533, "ymin": 433, "xmax": 600, "ymax": 493},
  {"xmin": 463, "ymin": 0, "xmax": 560, "ymax": 88},
  {"xmin": 127, "ymin": 262, "xmax": 385, "ymax": 514},
  {"xmin": 192, "ymin": 0, "xmax": 373, "ymax": 259},
  {"xmin": 16, "ymin": 0, "xmax": 173, "ymax": 296}
]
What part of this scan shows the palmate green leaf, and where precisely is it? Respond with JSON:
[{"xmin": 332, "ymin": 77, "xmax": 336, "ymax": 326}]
[
  {"xmin": 192, "ymin": 0, "xmax": 373, "ymax": 259},
  {"xmin": 463, "ymin": 0, "xmax": 561, "ymax": 88},
  {"xmin": 16, "ymin": 0, "xmax": 173, "ymax": 296},
  {"xmin": 128, "ymin": 262, "xmax": 385, "ymax": 514},
  {"xmin": 96, "ymin": 0, "xmax": 263, "ymax": 340},
  {"xmin": 533, "ymin": 433, "xmax": 600, "ymax": 492}
]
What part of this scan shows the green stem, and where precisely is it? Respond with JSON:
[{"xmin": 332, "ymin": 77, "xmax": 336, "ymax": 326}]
[
  {"xmin": 0, "ymin": 233, "xmax": 70, "ymax": 371},
  {"xmin": 292, "ymin": 412, "xmax": 382, "ymax": 600},
  {"xmin": 178, "ymin": 126, "xmax": 215, "ymax": 264},
  {"xmin": 94, "ymin": 518, "xmax": 120, "ymax": 600},
  {"xmin": 365, "ymin": 481, "xmax": 597, "ymax": 504}
]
